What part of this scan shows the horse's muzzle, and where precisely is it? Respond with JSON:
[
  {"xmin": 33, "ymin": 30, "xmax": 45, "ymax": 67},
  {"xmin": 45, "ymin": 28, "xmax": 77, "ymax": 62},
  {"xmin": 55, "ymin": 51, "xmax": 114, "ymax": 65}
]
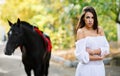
[{"xmin": 4, "ymin": 49, "xmax": 12, "ymax": 55}]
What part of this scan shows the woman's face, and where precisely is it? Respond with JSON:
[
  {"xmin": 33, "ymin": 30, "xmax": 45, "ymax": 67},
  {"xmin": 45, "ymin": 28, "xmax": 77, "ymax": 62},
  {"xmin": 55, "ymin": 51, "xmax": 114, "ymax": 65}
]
[{"xmin": 84, "ymin": 12, "xmax": 94, "ymax": 28}]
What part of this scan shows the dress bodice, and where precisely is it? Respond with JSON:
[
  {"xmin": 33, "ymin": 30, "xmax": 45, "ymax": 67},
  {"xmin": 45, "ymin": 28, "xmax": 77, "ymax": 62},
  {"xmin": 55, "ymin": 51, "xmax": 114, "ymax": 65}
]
[
  {"xmin": 85, "ymin": 36, "xmax": 107, "ymax": 50},
  {"xmin": 75, "ymin": 36, "xmax": 110, "ymax": 64}
]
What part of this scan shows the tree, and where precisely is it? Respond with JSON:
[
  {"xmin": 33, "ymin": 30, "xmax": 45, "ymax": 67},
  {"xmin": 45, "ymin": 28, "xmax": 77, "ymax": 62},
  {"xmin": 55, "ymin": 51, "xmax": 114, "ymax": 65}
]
[
  {"xmin": 0, "ymin": 0, "xmax": 118, "ymax": 50},
  {"xmin": 67, "ymin": 0, "xmax": 118, "ymax": 41}
]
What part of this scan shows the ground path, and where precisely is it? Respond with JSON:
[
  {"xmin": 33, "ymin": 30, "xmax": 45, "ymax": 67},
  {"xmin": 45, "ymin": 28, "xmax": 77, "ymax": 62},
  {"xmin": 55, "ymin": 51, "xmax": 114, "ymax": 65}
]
[{"xmin": 0, "ymin": 44, "xmax": 120, "ymax": 76}]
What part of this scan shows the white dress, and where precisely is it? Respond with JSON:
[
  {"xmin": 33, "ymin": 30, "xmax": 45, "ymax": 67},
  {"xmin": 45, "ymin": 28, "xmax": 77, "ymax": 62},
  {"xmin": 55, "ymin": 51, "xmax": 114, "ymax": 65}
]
[{"xmin": 74, "ymin": 36, "xmax": 110, "ymax": 76}]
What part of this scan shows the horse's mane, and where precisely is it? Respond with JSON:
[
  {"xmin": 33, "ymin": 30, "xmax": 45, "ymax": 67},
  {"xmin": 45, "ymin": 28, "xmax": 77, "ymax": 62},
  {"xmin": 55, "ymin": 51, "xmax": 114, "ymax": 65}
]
[
  {"xmin": 20, "ymin": 21, "xmax": 34, "ymax": 30},
  {"xmin": 20, "ymin": 21, "xmax": 43, "ymax": 37}
]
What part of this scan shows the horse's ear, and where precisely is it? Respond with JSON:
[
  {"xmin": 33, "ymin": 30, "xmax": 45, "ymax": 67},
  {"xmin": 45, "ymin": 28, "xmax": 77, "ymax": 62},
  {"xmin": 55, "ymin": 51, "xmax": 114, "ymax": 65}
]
[
  {"xmin": 17, "ymin": 18, "xmax": 20, "ymax": 24},
  {"xmin": 8, "ymin": 20, "xmax": 13, "ymax": 27},
  {"xmin": 17, "ymin": 18, "xmax": 21, "ymax": 27}
]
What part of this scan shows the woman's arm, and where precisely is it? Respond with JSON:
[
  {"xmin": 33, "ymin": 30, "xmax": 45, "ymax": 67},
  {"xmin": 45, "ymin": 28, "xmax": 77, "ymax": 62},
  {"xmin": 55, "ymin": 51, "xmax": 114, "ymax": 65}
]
[
  {"xmin": 87, "ymin": 48, "xmax": 104, "ymax": 61},
  {"xmin": 86, "ymin": 48, "xmax": 101, "ymax": 55},
  {"xmin": 87, "ymin": 27, "xmax": 110, "ymax": 56},
  {"xmin": 99, "ymin": 26, "xmax": 110, "ymax": 56},
  {"xmin": 89, "ymin": 55, "xmax": 104, "ymax": 61},
  {"xmin": 75, "ymin": 29, "xmax": 90, "ymax": 64}
]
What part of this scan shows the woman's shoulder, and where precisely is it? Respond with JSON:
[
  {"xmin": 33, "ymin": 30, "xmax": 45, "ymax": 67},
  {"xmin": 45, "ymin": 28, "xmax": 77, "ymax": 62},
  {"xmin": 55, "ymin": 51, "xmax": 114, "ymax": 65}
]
[
  {"xmin": 77, "ymin": 28, "xmax": 84, "ymax": 34},
  {"xmin": 98, "ymin": 26, "xmax": 105, "ymax": 36},
  {"xmin": 77, "ymin": 28, "xmax": 85, "ymax": 40}
]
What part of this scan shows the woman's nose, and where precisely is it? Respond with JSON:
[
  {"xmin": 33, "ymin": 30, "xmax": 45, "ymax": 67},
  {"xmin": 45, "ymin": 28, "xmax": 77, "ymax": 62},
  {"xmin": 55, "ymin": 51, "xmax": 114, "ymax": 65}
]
[{"xmin": 89, "ymin": 18, "xmax": 93, "ymax": 22}]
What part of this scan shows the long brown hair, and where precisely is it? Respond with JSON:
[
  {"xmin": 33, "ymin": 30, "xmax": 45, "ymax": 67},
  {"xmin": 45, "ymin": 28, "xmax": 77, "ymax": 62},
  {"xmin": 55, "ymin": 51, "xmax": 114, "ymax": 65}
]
[{"xmin": 76, "ymin": 6, "xmax": 98, "ymax": 33}]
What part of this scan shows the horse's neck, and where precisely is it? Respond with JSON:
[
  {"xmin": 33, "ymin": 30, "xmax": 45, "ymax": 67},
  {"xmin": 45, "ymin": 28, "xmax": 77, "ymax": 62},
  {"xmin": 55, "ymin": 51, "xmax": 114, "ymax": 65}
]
[
  {"xmin": 21, "ymin": 27, "xmax": 45, "ymax": 51},
  {"xmin": 21, "ymin": 24, "xmax": 37, "ymax": 39}
]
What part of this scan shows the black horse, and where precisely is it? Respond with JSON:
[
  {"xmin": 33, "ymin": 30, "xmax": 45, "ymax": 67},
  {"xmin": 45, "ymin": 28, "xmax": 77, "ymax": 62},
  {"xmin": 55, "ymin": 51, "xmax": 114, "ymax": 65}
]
[{"xmin": 4, "ymin": 18, "xmax": 52, "ymax": 76}]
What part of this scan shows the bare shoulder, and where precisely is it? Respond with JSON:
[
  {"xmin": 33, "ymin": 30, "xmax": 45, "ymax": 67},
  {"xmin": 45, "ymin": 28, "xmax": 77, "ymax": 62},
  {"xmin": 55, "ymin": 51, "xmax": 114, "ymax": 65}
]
[
  {"xmin": 76, "ymin": 28, "xmax": 85, "ymax": 40},
  {"xmin": 98, "ymin": 26, "xmax": 105, "ymax": 36}
]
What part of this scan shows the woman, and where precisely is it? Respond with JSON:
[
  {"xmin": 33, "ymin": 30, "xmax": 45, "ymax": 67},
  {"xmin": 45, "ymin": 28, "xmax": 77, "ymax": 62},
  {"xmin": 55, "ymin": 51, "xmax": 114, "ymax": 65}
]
[{"xmin": 74, "ymin": 6, "xmax": 110, "ymax": 76}]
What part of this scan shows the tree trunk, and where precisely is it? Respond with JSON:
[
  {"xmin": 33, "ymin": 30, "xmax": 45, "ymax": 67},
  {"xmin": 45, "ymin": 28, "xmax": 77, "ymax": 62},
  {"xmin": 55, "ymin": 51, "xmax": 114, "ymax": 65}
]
[{"xmin": 117, "ymin": 23, "xmax": 120, "ymax": 46}]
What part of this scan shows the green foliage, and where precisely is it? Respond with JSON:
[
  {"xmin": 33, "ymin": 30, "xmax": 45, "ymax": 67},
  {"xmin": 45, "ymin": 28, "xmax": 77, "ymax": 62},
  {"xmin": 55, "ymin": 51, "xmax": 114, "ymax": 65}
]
[
  {"xmin": 98, "ymin": 15, "xmax": 117, "ymax": 41},
  {"xmin": 68, "ymin": 0, "xmax": 118, "ymax": 41},
  {"xmin": 0, "ymin": 0, "xmax": 119, "ymax": 50}
]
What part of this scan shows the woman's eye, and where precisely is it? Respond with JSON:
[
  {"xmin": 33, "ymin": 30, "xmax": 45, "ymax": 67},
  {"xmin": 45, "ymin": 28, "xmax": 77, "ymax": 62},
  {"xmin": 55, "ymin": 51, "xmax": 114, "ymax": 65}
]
[{"xmin": 86, "ymin": 16, "xmax": 90, "ymax": 19}]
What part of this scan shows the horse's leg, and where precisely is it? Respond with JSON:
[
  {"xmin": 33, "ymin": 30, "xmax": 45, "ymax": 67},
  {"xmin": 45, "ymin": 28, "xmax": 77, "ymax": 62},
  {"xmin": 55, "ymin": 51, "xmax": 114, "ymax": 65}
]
[
  {"xmin": 24, "ymin": 66, "xmax": 31, "ymax": 76},
  {"xmin": 44, "ymin": 62, "xmax": 49, "ymax": 76},
  {"xmin": 44, "ymin": 52, "xmax": 51, "ymax": 76},
  {"xmin": 33, "ymin": 65, "xmax": 44, "ymax": 76}
]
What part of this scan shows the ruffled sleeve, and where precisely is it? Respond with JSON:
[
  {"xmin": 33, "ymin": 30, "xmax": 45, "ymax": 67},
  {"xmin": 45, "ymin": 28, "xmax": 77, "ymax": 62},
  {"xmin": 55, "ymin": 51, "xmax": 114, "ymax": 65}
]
[
  {"xmin": 74, "ymin": 39, "xmax": 89, "ymax": 64},
  {"xmin": 100, "ymin": 36, "xmax": 110, "ymax": 56}
]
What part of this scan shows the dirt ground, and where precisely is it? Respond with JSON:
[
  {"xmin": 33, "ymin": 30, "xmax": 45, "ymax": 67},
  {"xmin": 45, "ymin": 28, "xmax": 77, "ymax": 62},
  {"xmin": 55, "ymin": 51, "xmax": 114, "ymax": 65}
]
[
  {"xmin": 52, "ymin": 48, "xmax": 120, "ymax": 76},
  {"xmin": 0, "ymin": 44, "xmax": 120, "ymax": 76},
  {"xmin": 0, "ymin": 44, "xmax": 75, "ymax": 76}
]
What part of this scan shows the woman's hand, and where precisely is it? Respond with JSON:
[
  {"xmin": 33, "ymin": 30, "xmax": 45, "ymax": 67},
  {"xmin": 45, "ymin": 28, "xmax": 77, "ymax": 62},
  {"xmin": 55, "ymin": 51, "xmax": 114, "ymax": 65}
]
[
  {"xmin": 94, "ymin": 48, "xmax": 101, "ymax": 55},
  {"xmin": 86, "ymin": 48, "xmax": 101, "ymax": 55},
  {"xmin": 86, "ymin": 48, "xmax": 94, "ymax": 55},
  {"xmin": 89, "ymin": 55, "xmax": 105, "ymax": 61}
]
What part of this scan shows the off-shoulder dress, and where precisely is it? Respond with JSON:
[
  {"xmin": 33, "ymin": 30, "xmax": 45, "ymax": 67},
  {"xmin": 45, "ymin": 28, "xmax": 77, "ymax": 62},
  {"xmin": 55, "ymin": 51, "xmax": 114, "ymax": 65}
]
[{"xmin": 74, "ymin": 36, "xmax": 110, "ymax": 76}]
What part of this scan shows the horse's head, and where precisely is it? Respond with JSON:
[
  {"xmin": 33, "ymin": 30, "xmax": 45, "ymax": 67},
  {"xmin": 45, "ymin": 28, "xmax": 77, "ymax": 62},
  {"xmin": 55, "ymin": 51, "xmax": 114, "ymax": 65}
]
[{"xmin": 4, "ymin": 18, "xmax": 23, "ymax": 55}]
